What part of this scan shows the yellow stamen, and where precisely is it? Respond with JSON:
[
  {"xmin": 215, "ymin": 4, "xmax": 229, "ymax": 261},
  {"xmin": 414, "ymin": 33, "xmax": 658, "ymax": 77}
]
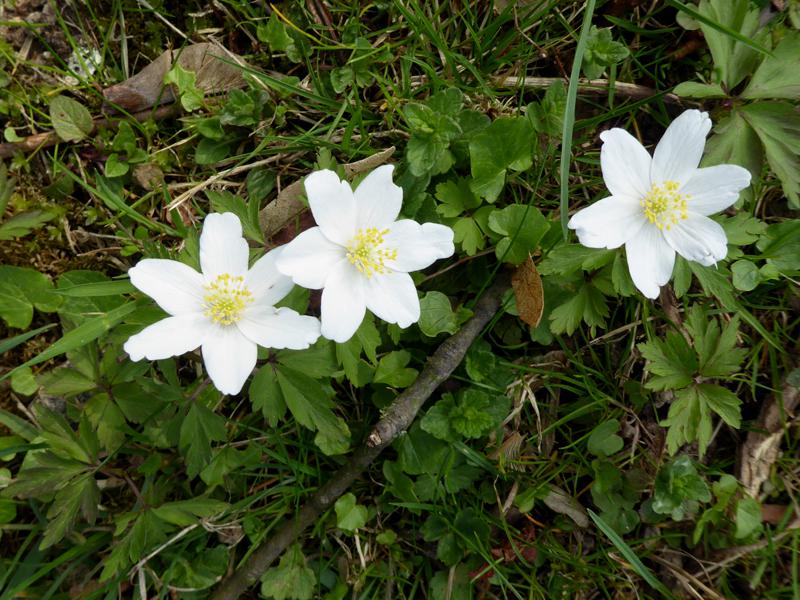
[
  {"xmin": 345, "ymin": 227, "xmax": 398, "ymax": 278},
  {"xmin": 203, "ymin": 273, "xmax": 253, "ymax": 325},
  {"xmin": 641, "ymin": 180, "xmax": 690, "ymax": 230}
]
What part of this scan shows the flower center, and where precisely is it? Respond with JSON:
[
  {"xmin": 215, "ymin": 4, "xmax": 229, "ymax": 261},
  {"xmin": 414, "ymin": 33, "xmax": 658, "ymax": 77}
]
[
  {"xmin": 345, "ymin": 227, "xmax": 398, "ymax": 278},
  {"xmin": 203, "ymin": 273, "xmax": 253, "ymax": 325},
  {"xmin": 641, "ymin": 180, "xmax": 689, "ymax": 230}
]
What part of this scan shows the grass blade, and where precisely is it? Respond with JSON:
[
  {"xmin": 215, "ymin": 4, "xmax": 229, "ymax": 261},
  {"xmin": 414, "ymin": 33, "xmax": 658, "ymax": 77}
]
[
  {"xmin": 588, "ymin": 509, "xmax": 675, "ymax": 599},
  {"xmin": 559, "ymin": 0, "xmax": 597, "ymax": 238},
  {"xmin": 0, "ymin": 324, "xmax": 56, "ymax": 354}
]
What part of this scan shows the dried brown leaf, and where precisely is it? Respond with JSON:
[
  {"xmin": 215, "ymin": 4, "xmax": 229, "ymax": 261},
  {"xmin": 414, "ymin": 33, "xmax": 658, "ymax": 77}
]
[
  {"xmin": 512, "ymin": 257, "xmax": 544, "ymax": 328},
  {"xmin": 103, "ymin": 43, "xmax": 248, "ymax": 113}
]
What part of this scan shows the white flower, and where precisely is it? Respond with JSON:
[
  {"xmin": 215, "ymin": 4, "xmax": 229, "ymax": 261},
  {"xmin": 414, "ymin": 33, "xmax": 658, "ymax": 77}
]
[
  {"xmin": 275, "ymin": 165, "xmax": 455, "ymax": 343},
  {"xmin": 123, "ymin": 213, "xmax": 320, "ymax": 395},
  {"xmin": 568, "ymin": 109, "xmax": 751, "ymax": 299}
]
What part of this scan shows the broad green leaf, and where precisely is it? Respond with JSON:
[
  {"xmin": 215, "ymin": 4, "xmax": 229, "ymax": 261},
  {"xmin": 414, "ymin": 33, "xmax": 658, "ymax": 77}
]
[
  {"xmin": 549, "ymin": 281, "xmax": 609, "ymax": 335},
  {"xmin": 249, "ymin": 365, "xmax": 286, "ymax": 425},
  {"xmin": 449, "ymin": 388, "xmax": 508, "ymax": 439},
  {"xmin": 488, "ymin": 204, "xmax": 549, "ymax": 264},
  {"xmin": 40, "ymin": 474, "xmax": 99, "ymax": 549},
  {"xmin": 0, "ymin": 265, "xmax": 61, "ymax": 329},
  {"xmin": 420, "ymin": 395, "xmax": 458, "ymax": 442},
  {"xmin": 206, "ymin": 189, "xmax": 264, "ymax": 243},
  {"xmin": 49, "ymin": 95, "xmax": 93, "ymax": 142},
  {"xmin": 588, "ymin": 420, "xmax": 624, "ymax": 457},
  {"xmin": 179, "ymin": 403, "xmax": 228, "ymax": 479},
  {"xmin": 0, "ymin": 209, "xmax": 56, "ymax": 240},
  {"xmin": 260, "ymin": 544, "xmax": 315, "ymax": 600},
  {"xmin": 742, "ymin": 32, "xmax": 800, "ymax": 100},
  {"xmin": 469, "ymin": 117, "xmax": 535, "ymax": 202},
  {"xmin": 651, "ymin": 455, "xmax": 711, "ymax": 521},
  {"xmin": 639, "ymin": 333, "xmax": 696, "ymax": 391},
  {"xmin": 55, "ymin": 279, "xmax": 135, "ymax": 297},
  {"xmin": 539, "ymin": 244, "xmax": 615, "ymax": 275},
  {"xmin": 734, "ymin": 496, "xmax": 762, "ymax": 539},
  {"xmin": 757, "ymin": 221, "xmax": 800, "ymax": 273},
  {"xmin": 583, "ymin": 26, "xmax": 629, "ymax": 79},
  {"xmin": 526, "ymin": 80, "xmax": 566, "ymax": 137},
  {"xmin": 334, "ymin": 493, "xmax": 368, "ymax": 532},
  {"xmin": 373, "ymin": 350, "xmax": 418, "ymax": 388},
  {"xmin": 256, "ymin": 13, "xmax": 303, "ymax": 63},
  {"xmin": 104, "ymin": 153, "xmax": 129, "ymax": 178},
  {"xmin": 418, "ymin": 291, "xmax": 460, "ymax": 337},
  {"xmin": 200, "ymin": 445, "xmax": 260, "ymax": 489},
  {"xmin": 84, "ymin": 393, "xmax": 126, "ymax": 452},
  {"xmin": 741, "ymin": 102, "xmax": 800, "ymax": 208},
  {"xmin": 152, "ymin": 498, "xmax": 229, "ymax": 527},
  {"xmin": 10, "ymin": 366, "xmax": 37, "ymax": 395}
]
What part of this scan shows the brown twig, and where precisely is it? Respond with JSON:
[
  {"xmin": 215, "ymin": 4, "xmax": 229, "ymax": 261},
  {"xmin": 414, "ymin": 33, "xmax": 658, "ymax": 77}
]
[
  {"xmin": 496, "ymin": 76, "xmax": 682, "ymax": 104},
  {"xmin": 209, "ymin": 273, "xmax": 511, "ymax": 600},
  {"xmin": 0, "ymin": 104, "xmax": 181, "ymax": 159}
]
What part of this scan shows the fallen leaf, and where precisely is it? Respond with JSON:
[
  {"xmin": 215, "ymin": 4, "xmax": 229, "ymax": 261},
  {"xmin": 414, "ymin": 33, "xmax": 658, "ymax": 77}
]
[
  {"xmin": 543, "ymin": 485, "xmax": 589, "ymax": 528},
  {"xmin": 259, "ymin": 147, "xmax": 396, "ymax": 239},
  {"xmin": 512, "ymin": 257, "xmax": 544, "ymax": 328},
  {"xmin": 103, "ymin": 43, "xmax": 248, "ymax": 113}
]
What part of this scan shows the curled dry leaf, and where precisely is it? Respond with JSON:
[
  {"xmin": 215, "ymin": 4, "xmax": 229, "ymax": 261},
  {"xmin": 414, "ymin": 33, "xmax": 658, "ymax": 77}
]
[
  {"xmin": 543, "ymin": 485, "xmax": 589, "ymax": 528},
  {"xmin": 512, "ymin": 256, "xmax": 544, "ymax": 328},
  {"xmin": 103, "ymin": 43, "xmax": 248, "ymax": 113},
  {"xmin": 259, "ymin": 147, "xmax": 396, "ymax": 239}
]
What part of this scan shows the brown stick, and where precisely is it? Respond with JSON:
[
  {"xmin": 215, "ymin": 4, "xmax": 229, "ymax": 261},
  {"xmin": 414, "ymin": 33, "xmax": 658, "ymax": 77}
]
[
  {"xmin": 0, "ymin": 104, "xmax": 181, "ymax": 159},
  {"xmin": 209, "ymin": 273, "xmax": 511, "ymax": 600},
  {"xmin": 496, "ymin": 76, "xmax": 682, "ymax": 104}
]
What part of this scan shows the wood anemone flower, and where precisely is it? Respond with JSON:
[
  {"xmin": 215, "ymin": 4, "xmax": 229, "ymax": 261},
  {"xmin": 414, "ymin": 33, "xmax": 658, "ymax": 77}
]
[
  {"xmin": 568, "ymin": 109, "xmax": 752, "ymax": 299},
  {"xmin": 276, "ymin": 165, "xmax": 455, "ymax": 343},
  {"xmin": 124, "ymin": 212, "xmax": 320, "ymax": 395}
]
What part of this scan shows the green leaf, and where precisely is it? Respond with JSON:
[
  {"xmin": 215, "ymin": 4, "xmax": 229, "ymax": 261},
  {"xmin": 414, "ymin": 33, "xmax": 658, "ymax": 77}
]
[
  {"xmin": 152, "ymin": 498, "xmax": 229, "ymax": 527},
  {"xmin": 40, "ymin": 474, "xmax": 99, "ymax": 549},
  {"xmin": 334, "ymin": 493, "xmax": 368, "ymax": 532},
  {"xmin": 742, "ymin": 31, "xmax": 800, "ymax": 100},
  {"xmin": 206, "ymin": 190, "xmax": 264, "ymax": 243},
  {"xmin": 164, "ymin": 63, "xmax": 204, "ymax": 111},
  {"xmin": 1, "ymin": 301, "xmax": 138, "ymax": 382},
  {"xmin": 276, "ymin": 367, "xmax": 350, "ymax": 455},
  {"xmin": 526, "ymin": 80, "xmax": 566, "ymax": 137},
  {"xmin": 661, "ymin": 384, "xmax": 741, "ymax": 456},
  {"xmin": 549, "ymin": 281, "xmax": 609, "ymax": 335},
  {"xmin": 734, "ymin": 496, "xmax": 762, "ymax": 539},
  {"xmin": 651, "ymin": 455, "xmax": 711, "ymax": 521},
  {"xmin": 84, "ymin": 393, "xmax": 126, "ymax": 452},
  {"xmin": 200, "ymin": 445, "xmax": 260, "ymax": 489},
  {"xmin": 488, "ymin": 205, "xmax": 549, "ymax": 264},
  {"xmin": 0, "ymin": 265, "xmax": 61, "ymax": 329},
  {"xmin": 702, "ymin": 111, "xmax": 762, "ymax": 196},
  {"xmin": 104, "ymin": 153, "xmax": 129, "ymax": 178},
  {"xmin": 249, "ymin": 365, "xmax": 286, "ymax": 425},
  {"xmin": 418, "ymin": 291, "xmax": 460, "ymax": 337},
  {"xmin": 434, "ymin": 178, "xmax": 481, "ymax": 217},
  {"xmin": 449, "ymin": 388, "xmax": 508, "ymax": 439},
  {"xmin": 420, "ymin": 395, "xmax": 458, "ymax": 442},
  {"xmin": 260, "ymin": 544, "xmax": 315, "ymax": 600},
  {"xmin": 335, "ymin": 316, "xmax": 379, "ymax": 386},
  {"xmin": 0, "ymin": 209, "xmax": 56, "ymax": 241},
  {"xmin": 179, "ymin": 403, "xmax": 228, "ymax": 479},
  {"xmin": 469, "ymin": 117, "xmax": 534, "ymax": 202},
  {"xmin": 49, "ymin": 95, "xmax": 93, "ymax": 142},
  {"xmin": 741, "ymin": 102, "xmax": 800, "ymax": 208},
  {"xmin": 583, "ymin": 26, "xmax": 629, "ymax": 79},
  {"xmin": 374, "ymin": 351, "xmax": 418, "ymax": 388},
  {"xmin": 757, "ymin": 221, "xmax": 800, "ymax": 273},
  {"xmin": 588, "ymin": 420, "xmax": 624, "ymax": 457},
  {"xmin": 257, "ymin": 13, "xmax": 303, "ymax": 63},
  {"xmin": 539, "ymin": 244, "xmax": 615, "ymax": 275},
  {"xmin": 672, "ymin": 81, "xmax": 726, "ymax": 98}
]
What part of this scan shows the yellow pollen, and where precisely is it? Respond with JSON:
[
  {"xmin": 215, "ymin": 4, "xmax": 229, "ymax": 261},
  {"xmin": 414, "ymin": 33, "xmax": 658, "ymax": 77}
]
[
  {"xmin": 641, "ymin": 180, "xmax": 690, "ymax": 230},
  {"xmin": 202, "ymin": 273, "xmax": 253, "ymax": 325},
  {"xmin": 345, "ymin": 227, "xmax": 398, "ymax": 278}
]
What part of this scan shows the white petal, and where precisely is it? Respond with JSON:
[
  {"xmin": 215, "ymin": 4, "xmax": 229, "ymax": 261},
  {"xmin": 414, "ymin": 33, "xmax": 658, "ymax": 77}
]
[
  {"xmin": 245, "ymin": 246, "xmax": 294, "ymax": 306},
  {"xmin": 124, "ymin": 313, "xmax": 210, "ymax": 361},
  {"xmin": 625, "ymin": 225, "xmax": 676, "ymax": 299},
  {"xmin": 568, "ymin": 195, "xmax": 647, "ymax": 249},
  {"xmin": 320, "ymin": 261, "xmax": 366, "ymax": 343},
  {"xmin": 682, "ymin": 165, "xmax": 752, "ymax": 216},
  {"xmin": 237, "ymin": 305, "xmax": 320, "ymax": 350},
  {"xmin": 651, "ymin": 110, "xmax": 712, "ymax": 185},
  {"xmin": 663, "ymin": 214, "xmax": 728, "ymax": 266},
  {"xmin": 128, "ymin": 259, "xmax": 205, "ymax": 315},
  {"xmin": 384, "ymin": 220, "xmax": 455, "ymax": 272},
  {"xmin": 305, "ymin": 169, "xmax": 358, "ymax": 246},
  {"xmin": 275, "ymin": 227, "xmax": 347, "ymax": 289},
  {"xmin": 201, "ymin": 325, "xmax": 257, "ymax": 395},
  {"xmin": 365, "ymin": 271, "xmax": 420, "ymax": 328},
  {"xmin": 599, "ymin": 128, "xmax": 653, "ymax": 199},
  {"xmin": 200, "ymin": 213, "xmax": 250, "ymax": 279},
  {"xmin": 354, "ymin": 165, "xmax": 402, "ymax": 229}
]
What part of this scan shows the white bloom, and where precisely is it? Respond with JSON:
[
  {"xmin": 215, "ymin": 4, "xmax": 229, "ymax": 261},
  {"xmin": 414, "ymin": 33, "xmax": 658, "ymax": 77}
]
[
  {"xmin": 123, "ymin": 213, "xmax": 320, "ymax": 395},
  {"xmin": 568, "ymin": 109, "xmax": 751, "ymax": 299},
  {"xmin": 276, "ymin": 165, "xmax": 455, "ymax": 343}
]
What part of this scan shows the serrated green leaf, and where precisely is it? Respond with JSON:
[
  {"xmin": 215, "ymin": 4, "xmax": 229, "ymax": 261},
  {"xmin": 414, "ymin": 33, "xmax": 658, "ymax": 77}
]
[
  {"xmin": 488, "ymin": 204, "xmax": 549, "ymax": 264},
  {"xmin": 742, "ymin": 31, "xmax": 800, "ymax": 100},
  {"xmin": 164, "ymin": 63, "xmax": 204, "ymax": 111},
  {"xmin": 469, "ymin": 117, "xmax": 534, "ymax": 202},
  {"xmin": 539, "ymin": 244, "xmax": 616, "ymax": 275},
  {"xmin": 0, "ymin": 209, "xmax": 56, "ymax": 241},
  {"xmin": 639, "ymin": 333, "xmax": 696, "ymax": 391},
  {"xmin": 40, "ymin": 474, "xmax": 99, "ymax": 549},
  {"xmin": 420, "ymin": 395, "xmax": 458, "ymax": 442},
  {"xmin": 374, "ymin": 350, "xmax": 418, "ymax": 388},
  {"xmin": 206, "ymin": 190, "xmax": 264, "ymax": 243},
  {"xmin": 49, "ymin": 95, "xmax": 93, "ymax": 142},
  {"xmin": 260, "ymin": 544, "xmax": 315, "ymax": 600},
  {"xmin": 179, "ymin": 403, "xmax": 228, "ymax": 479},
  {"xmin": 418, "ymin": 291, "xmax": 459, "ymax": 337}
]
